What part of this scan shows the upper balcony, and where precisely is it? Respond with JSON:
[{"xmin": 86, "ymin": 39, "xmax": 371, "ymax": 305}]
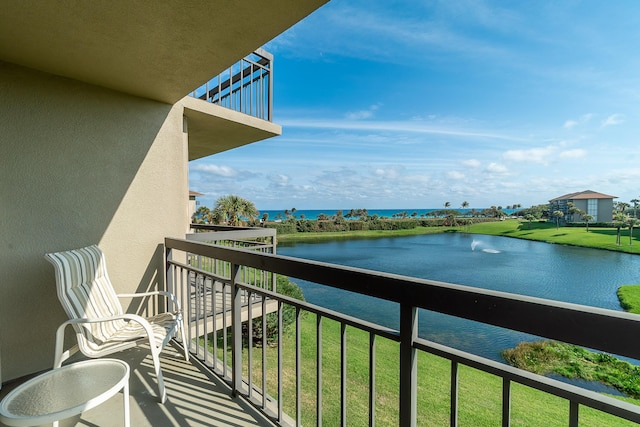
[{"xmin": 183, "ymin": 50, "xmax": 281, "ymax": 161}]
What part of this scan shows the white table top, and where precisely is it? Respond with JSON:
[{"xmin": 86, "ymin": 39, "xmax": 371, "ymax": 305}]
[{"xmin": 0, "ymin": 359, "xmax": 129, "ymax": 426}]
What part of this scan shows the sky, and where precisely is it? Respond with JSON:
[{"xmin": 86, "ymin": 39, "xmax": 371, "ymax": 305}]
[{"xmin": 189, "ymin": 0, "xmax": 640, "ymax": 211}]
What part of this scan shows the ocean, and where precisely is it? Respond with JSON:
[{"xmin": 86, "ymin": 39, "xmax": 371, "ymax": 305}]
[{"xmin": 259, "ymin": 208, "xmax": 516, "ymax": 221}]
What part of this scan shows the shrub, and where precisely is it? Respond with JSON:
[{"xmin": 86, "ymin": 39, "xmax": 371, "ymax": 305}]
[{"xmin": 246, "ymin": 275, "xmax": 305, "ymax": 345}]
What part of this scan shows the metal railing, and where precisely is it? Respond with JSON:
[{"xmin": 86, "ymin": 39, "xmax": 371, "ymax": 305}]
[
  {"xmin": 190, "ymin": 49, "xmax": 273, "ymax": 121},
  {"xmin": 165, "ymin": 237, "xmax": 640, "ymax": 426}
]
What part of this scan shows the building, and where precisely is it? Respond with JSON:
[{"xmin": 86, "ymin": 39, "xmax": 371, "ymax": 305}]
[
  {"xmin": 549, "ymin": 190, "xmax": 617, "ymax": 223},
  {"xmin": 189, "ymin": 190, "xmax": 205, "ymax": 219},
  {"xmin": 1, "ymin": 0, "xmax": 326, "ymax": 385}
]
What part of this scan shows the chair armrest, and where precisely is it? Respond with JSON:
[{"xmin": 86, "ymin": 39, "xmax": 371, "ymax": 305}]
[
  {"xmin": 117, "ymin": 290, "xmax": 182, "ymax": 312},
  {"xmin": 54, "ymin": 314, "xmax": 157, "ymax": 368}
]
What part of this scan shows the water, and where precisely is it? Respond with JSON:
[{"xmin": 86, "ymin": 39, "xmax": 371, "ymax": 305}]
[{"xmin": 278, "ymin": 233, "xmax": 640, "ymax": 364}]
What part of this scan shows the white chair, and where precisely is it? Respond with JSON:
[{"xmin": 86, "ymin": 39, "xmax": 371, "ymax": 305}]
[{"xmin": 45, "ymin": 245, "xmax": 188, "ymax": 403}]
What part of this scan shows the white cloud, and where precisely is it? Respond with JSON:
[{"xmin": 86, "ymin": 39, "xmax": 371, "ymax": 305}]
[
  {"xmin": 268, "ymin": 174, "xmax": 291, "ymax": 187},
  {"xmin": 190, "ymin": 164, "xmax": 238, "ymax": 177},
  {"xmin": 447, "ymin": 171, "xmax": 466, "ymax": 180},
  {"xmin": 559, "ymin": 149, "xmax": 586, "ymax": 159},
  {"xmin": 462, "ymin": 159, "xmax": 481, "ymax": 168},
  {"xmin": 345, "ymin": 104, "xmax": 381, "ymax": 120},
  {"xmin": 601, "ymin": 114, "xmax": 624, "ymax": 127},
  {"xmin": 503, "ymin": 146, "xmax": 555, "ymax": 164},
  {"xmin": 563, "ymin": 113, "xmax": 594, "ymax": 129},
  {"xmin": 485, "ymin": 162, "xmax": 509, "ymax": 175}
]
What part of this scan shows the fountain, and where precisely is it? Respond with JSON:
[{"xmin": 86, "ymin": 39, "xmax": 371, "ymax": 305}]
[{"xmin": 471, "ymin": 239, "xmax": 501, "ymax": 254}]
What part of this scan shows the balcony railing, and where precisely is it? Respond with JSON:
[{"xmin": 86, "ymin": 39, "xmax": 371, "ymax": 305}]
[
  {"xmin": 165, "ymin": 236, "xmax": 640, "ymax": 426},
  {"xmin": 190, "ymin": 49, "xmax": 273, "ymax": 121}
]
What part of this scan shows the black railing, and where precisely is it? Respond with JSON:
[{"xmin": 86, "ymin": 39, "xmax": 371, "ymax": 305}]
[
  {"xmin": 165, "ymin": 237, "xmax": 640, "ymax": 426},
  {"xmin": 190, "ymin": 49, "xmax": 273, "ymax": 121}
]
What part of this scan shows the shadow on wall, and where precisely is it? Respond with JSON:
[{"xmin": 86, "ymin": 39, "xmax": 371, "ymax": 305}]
[{"xmin": 0, "ymin": 61, "xmax": 173, "ymax": 381}]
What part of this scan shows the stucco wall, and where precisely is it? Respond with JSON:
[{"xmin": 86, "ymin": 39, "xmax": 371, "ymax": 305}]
[
  {"xmin": 598, "ymin": 199, "xmax": 614, "ymax": 223},
  {"xmin": 0, "ymin": 62, "xmax": 189, "ymax": 381}
]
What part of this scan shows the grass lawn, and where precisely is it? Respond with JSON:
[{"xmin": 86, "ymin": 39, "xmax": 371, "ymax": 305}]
[
  {"xmin": 467, "ymin": 219, "xmax": 640, "ymax": 254},
  {"xmin": 618, "ymin": 285, "xmax": 640, "ymax": 314},
  {"xmin": 211, "ymin": 313, "xmax": 640, "ymax": 426}
]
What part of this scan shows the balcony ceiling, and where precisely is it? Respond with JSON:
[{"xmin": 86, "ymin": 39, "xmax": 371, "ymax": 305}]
[{"xmin": 0, "ymin": 0, "xmax": 327, "ymax": 104}]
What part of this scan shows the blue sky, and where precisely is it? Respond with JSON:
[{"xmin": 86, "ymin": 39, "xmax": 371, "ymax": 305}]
[{"xmin": 189, "ymin": 0, "xmax": 640, "ymax": 210}]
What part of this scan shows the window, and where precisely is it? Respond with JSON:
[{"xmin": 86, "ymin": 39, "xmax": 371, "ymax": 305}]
[{"xmin": 587, "ymin": 199, "xmax": 597, "ymax": 221}]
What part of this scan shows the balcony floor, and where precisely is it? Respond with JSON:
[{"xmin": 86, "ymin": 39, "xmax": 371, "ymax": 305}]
[{"xmin": 1, "ymin": 342, "xmax": 275, "ymax": 427}]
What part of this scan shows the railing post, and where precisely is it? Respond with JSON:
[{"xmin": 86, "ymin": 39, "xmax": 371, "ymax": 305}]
[
  {"xmin": 231, "ymin": 263, "xmax": 243, "ymax": 396},
  {"xmin": 399, "ymin": 304, "xmax": 417, "ymax": 427}
]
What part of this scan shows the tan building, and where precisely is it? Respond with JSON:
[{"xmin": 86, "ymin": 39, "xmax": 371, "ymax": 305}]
[
  {"xmin": 189, "ymin": 190, "xmax": 205, "ymax": 220},
  {"xmin": 549, "ymin": 190, "xmax": 617, "ymax": 223},
  {"xmin": 0, "ymin": 1, "xmax": 326, "ymax": 384}
]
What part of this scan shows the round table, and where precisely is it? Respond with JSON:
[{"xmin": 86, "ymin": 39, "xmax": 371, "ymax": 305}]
[{"xmin": 0, "ymin": 359, "xmax": 130, "ymax": 427}]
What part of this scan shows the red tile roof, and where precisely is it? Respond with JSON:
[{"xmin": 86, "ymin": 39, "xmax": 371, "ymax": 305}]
[{"xmin": 549, "ymin": 190, "xmax": 617, "ymax": 202}]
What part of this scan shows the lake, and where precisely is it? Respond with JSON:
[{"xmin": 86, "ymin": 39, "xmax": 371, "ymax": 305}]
[{"xmin": 277, "ymin": 233, "xmax": 640, "ymax": 363}]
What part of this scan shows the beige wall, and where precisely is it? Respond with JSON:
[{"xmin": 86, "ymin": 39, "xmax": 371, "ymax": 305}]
[{"xmin": 0, "ymin": 62, "xmax": 189, "ymax": 381}]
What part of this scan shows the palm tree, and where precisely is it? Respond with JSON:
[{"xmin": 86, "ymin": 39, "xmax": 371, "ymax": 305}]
[
  {"xmin": 192, "ymin": 205, "xmax": 213, "ymax": 224},
  {"xmin": 444, "ymin": 201, "xmax": 451, "ymax": 209},
  {"xmin": 613, "ymin": 212, "xmax": 626, "ymax": 246},
  {"xmin": 582, "ymin": 214, "xmax": 594, "ymax": 232},
  {"xmin": 212, "ymin": 195, "xmax": 258, "ymax": 226},
  {"xmin": 524, "ymin": 214, "xmax": 535, "ymax": 229},
  {"xmin": 627, "ymin": 216, "xmax": 638, "ymax": 246},
  {"xmin": 552, "ymin": 210, "xmax": 564, "ymax": 230},
  {"xmin": 461, "ymin": 201, "xmax": 469, "ymax": 216},
  {"xmin": 631, "ymin": 198, "xmax": 640, "ymax": 219}
]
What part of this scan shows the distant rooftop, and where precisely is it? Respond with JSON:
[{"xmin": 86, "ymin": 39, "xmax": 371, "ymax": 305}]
[{"xmin": 550, "ymin": 190, "xmax": 617, "ymax": 201}]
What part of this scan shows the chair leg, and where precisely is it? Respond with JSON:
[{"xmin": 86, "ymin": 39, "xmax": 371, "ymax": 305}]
[
  {"xmin": 180, "ymin": 318, "xmax": 189, "ymax": 361},
  {"xmin": 151, "ymin": 347, "xmax": 167, "ymax": 403}
]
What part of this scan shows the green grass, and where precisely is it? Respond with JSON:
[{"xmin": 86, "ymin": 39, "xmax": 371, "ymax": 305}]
[
  {"xmin": 618, "ymin": 285, "xmax": 640, "ymax": 314},
  {"xmin": 504, "ymin": 341, "xmax": 640, "ymax": 399},
  {"xmin": 467, "ymin": 220, "xmax": 640, "ymax": 254},
  {"xmin": 209, "ymin": 313, "xmax": 640, "ymax": 426}
]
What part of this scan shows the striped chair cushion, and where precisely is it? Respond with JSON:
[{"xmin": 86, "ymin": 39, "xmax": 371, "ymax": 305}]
[{"xmin": 45, "ymin": 245, "xmax": 174, "ymax": 353}]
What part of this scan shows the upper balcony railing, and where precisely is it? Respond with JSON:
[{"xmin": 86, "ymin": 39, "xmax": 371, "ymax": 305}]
[
  {"xmin": 165, "ymin": 235, "xmax": 640, "ymax": 427},
  {"xmin": 190, "ymin": 49, "xmax": 273, "ymax": 121}
]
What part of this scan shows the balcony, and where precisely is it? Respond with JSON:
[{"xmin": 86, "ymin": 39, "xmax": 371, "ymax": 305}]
[
  {"xmin": 163, "ymin": 234, "xmax": 640, "ymax": 426},
  {"xmin": 4, "ymin": 230, "xmax": 640, "ymax": 426},
  {"xmin": 183, "ymin": 49, "xmax": 281, "ymax": 161},
  {"xmin": 190, "ymin": 49, "xmax": 273, "ymax": 122}
]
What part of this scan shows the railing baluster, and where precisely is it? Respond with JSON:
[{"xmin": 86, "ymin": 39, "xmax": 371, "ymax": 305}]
[
  {"xmin": 296, "ymin": 306, "xmax": 301, "ymax": 426},
  {"xmin": 212, "ymin": 279, "xmax": 218, "ymax": 371},
  {"xmin": 569, "ymin": 401, "xmax": 579, "ymax": 427},
  {"xmin": 400, "ymin": 305, "xmax": 417, "ymax": 427},
  {"xmin": 341, "ymin": 322, "xmax": 347, "ymax": 426},
  {"xmin": 369, "ymin": 332, "xmax": 376, "ymax": 427},
  {"xmin": 450, "ymin": 361, "xmax": 458, "ymax": 427},
  {"xmin": 262, "ymin": 296, "xmax": 268, "ymax": 410},
  {"xmin": 248, "ymin": 290, "xmax": 254, "ymax": 399},
  {"xmin": 222, "ymin": 279, "xmax": 228, "ymax": 379},
  {"xmin": 502, "ymin": 377, "xmax": 511, "ymax": 427},
  {"xmin": 278, "ymin": 300, "xmax": 283, "ymax": 422},
  {"xmin": 195, "ymin": 273, "xmax": 201, "ymax": 358},
  {"xmin": 231, "ymin": 263, "xmax": 242, "ymax": 395},
  {"xmin": 203, "ymin": 276, "xmax": 209, "ymax": 365},
  {"xmin": 317, "ymin": 314, "xmax": 323, "ymax": 426}
]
